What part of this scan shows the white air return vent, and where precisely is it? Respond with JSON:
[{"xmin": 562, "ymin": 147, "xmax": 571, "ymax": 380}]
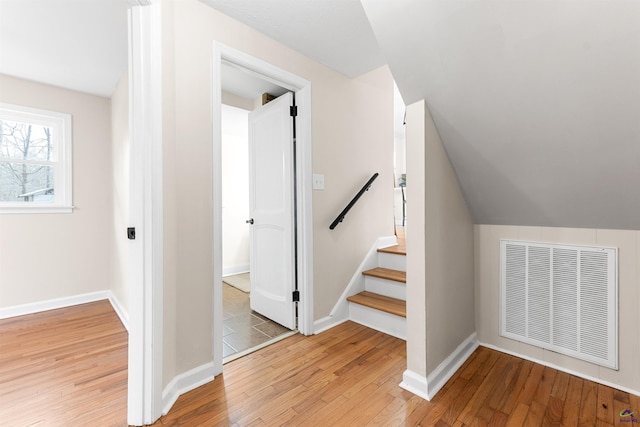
[{"xmin": 500, "ymin": 240, "xmax": 617, "ymax": 369}]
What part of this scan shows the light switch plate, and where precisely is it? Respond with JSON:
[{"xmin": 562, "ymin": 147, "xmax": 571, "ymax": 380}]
[{"xmin": 312, "ymin": 174, "xmax": 325, "ymax": 190}]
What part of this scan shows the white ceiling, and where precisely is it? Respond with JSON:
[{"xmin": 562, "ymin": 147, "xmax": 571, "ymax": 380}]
[
  {"xmin": 4, "ymin": 0, "xmax": 638, "ymax": 229},
  {"xmin": 362, "ymin": 0, "xmax": 640, "ymax": 230},
  {"xmin": 0, "ymin": 0, "xmax": 129, "ymax": 98},
  {"xmin": 0, "ymin": 0, "xmax": 384, "ymax": 97},
  {"xmin": 201, "ymin": 0, "xmax": 386, "ymax": 78}
]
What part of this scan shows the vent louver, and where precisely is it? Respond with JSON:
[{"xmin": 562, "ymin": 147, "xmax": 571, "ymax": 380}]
[{"xmin": 500, "ymin": 240, "xmax": 617, "ymax": 369}]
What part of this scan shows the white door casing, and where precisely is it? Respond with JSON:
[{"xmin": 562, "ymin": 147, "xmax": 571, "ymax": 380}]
[
  {"xmin": 248, "ymin": 92, "xmax": 296, "ymax": 330},
  {"xmin": 212, "ymin": 43, "xmax": 314, "ymax": 376},
  {"xmin": 127, "ymin": 0, "xmax": 163, "ymax": 425},
  {"xmin": 127, "ymin": 14, "xmax": 314, "ymax": 426}
]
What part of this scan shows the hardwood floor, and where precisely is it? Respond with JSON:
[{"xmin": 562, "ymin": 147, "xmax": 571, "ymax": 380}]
[
  {"xmin": 0, "ymin": 300, "xmax": 128, "ymax": 426},
  {"xmin": 2, "ymin": 301, "xmax": 638, "ymax": 426},
  {"xmin": 155, "ymin": 321, "xmax": 640, "ymax": 426}
]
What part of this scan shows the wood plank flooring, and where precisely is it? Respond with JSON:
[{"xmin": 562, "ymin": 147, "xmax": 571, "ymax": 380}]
[
  {"xmin": 0, "ymin": 300, "xmax": 128, "ymax": 426},
  {"xmin": 1, "ymin": 301, "xmax": 638, "ymax": 426},
  {"xmin": 155, "ymin": 321, "xmax": 639, "ymax": 426},
  {"xmin": 362, "ymin": 267, "xmax": 407, "ymax": 283},
  {"xmin": 378, "ymin": 244, "xmax": 407, "ymax": 256},
  {"xmin": 347, "ymin": 291, "xmax": 407, "ymax": 317}
]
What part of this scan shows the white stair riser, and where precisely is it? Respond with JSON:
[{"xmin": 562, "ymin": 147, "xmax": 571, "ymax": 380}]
[
  {"xmin": 348, "ymin": 303, "xmax": 406, "ymax": 340},
  {"xmin": 364, "ymin": 276, "xmax": 406, "ymax": 301},
  {"xmin": 377, "ymin": 252, "xmax": 406, "ymax": 271}
]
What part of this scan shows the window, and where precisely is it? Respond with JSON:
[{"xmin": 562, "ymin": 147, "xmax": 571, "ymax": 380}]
[{"xmin": 0, "ymin": 103, "xmax": 72, "ymax": 213}]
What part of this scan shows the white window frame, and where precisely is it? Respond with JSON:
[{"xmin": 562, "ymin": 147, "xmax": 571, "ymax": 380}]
[{"xmin": 0, "ymin": 103, "xmax": 73, "ymax": 214}]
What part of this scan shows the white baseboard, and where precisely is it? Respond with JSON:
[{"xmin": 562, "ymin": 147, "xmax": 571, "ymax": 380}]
[
  {"xmin": 0, "ymin": 290, "xmax": 130, "ymax": 332},
  {"xmin": 400, "ymin": 332, "xmax": 478, "ymax": 401},
  {"xmin": 162, "ymin": 361, "xmax": 217, "ymax": 416},
  {"xmin": 400, "ymin": 369, "xmax": 431, "ymax": 401},
  {"xmin": 315, "ymin": 235, "xmax": 397, "ymax": 335},
  {"xmin": 313, "ymin": 315, "xmax": 349, "ymax": 335},
  {"xmin": 108, "ymin": 293, "xmax": 130, "ymax": 331},
  {"xmin": 222, "ymin": 265, "xmax": 250, "ymax": 277},
  {"xmin": 0, "ymin": 290, "xmax": 112, "ymax": 320},
  {"xmin": 480, "ymin": 342, "xmax": 640, "ymax": 398}
]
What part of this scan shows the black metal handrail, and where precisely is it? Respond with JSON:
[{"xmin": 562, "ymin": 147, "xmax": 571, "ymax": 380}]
[{"xmin": 329, "ymin": 173, "xmax": 379, "ymax": 230}]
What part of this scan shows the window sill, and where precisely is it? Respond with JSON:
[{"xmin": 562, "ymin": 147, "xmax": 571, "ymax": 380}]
[{"xmin": 0, "ymin": 205, "xmax": 74, "ymax": 214}]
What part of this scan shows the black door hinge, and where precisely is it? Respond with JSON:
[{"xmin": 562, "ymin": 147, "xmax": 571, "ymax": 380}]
[
  {"xmin": 290, "ymin": 106, "xmax": 297, "ymax": 117},
  {"xmin": 292, "ymin": 290, "xmax": 300, "ymax": 302}
]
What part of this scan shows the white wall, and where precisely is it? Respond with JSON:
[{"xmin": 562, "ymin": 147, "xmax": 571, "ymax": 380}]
[
  {"xmin": 0, "ymin": 74, "xmax": 113, "ymax": 308},
  {"xmin": 311, "ymin": 64, "xmax": 395, "ymax": 317},
  {"xmin": 222, "ymin": 91, "xmax": 253, "ymax": 112},
  {"xmin": 221, "ymin": 104, "xmax": 250, "ymax": 276},
  {"xmin": 110, "ymin": 72, "xmax": 130, "ymax": 314},
  {"xmin": 405, "ymin": 99, "xmax": 475, "ymax": 383},
  {"xmin": 160, "ymin": 0, "xmax": 394, "ymax": 383},
  {"xmin": 405, "ymin": 100, "xmax": 427, "ymax": 378},
  {"xmin": 475, "ymin": 224, "xmax": 640, "ymax": 394}
]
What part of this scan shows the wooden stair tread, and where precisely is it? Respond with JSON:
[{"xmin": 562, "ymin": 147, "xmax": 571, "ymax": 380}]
[
  {"xmin": 347, "ymin": 291, "xmax": 406, "ymax": 318},
  {"xmin": 377, "ymin": 245, "xmax": 406, "ymax": 256},
  {"xmin": 362, "ymin": 267, "xmax": 406, "ymax": 283}
]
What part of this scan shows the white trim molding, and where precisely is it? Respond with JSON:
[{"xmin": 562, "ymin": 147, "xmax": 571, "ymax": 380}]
[
  {"xmin": 313, "ymin": 316, "xmax": 350, "ymax": 336},
  {"xmin": 161, "ymin": 362, "xmax": 217, "ymax": 416},
  {"xmin": 0, "ymin": 290, "xmax": 129, "ymax": 332},
  {"xmin": 212, "ymin": 42, "xmax": 314, "ymax": 375},
  {"xmin": 127, "ymin": 1, "xmax": 164, "ymax": 425},
  {"xmin": 313, "ymin": 235, "xmax": 397, "ymax": 334},
  {"xmin": 400, "ymin": 370, "xmax": 431, "ymax": 401},
  {"xmin": 0, "ymin": 103, "xmax": 73, "ymax": 214},
  {"xmin": 108, "ymin": 293, "xmax": 130, "ymax": 331},
  {"xmin": 0, "ymin": 291, "xmax": 107, "ymax": 319},
  {"xmin": 222, "ymin": 265, "xmax": 250, "ymax": 277},
  {"xmin": 400, "ymin": 332, "xmax": 478, "ymax": 401}
]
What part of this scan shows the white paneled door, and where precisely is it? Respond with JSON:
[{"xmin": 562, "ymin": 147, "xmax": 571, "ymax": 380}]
[{"xmin": 248, "ymin": 92, "xmax": 296, "ymax": 330}]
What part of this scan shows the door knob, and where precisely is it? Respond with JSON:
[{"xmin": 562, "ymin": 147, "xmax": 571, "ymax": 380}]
[{"xmin": 246, "ymin": 218, "xmax": 254, "ymax": 224}]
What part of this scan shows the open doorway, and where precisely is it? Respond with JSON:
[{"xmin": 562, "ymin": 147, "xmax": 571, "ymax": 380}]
[
  {"xmin": 213, "ymin": 45, "xmax": 314, "ymax": 370},
  {"xmin": 220, "ymin": 88, "xmax": 296, "ymax": 362}
]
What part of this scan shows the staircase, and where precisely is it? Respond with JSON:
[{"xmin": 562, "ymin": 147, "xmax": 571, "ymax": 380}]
[{"xmin": 346, "ymin": 242, "xmax": 406, "ymax": 340}]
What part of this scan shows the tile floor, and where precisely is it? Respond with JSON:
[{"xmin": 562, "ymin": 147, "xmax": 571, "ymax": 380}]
[{"xmin": 223, "ymin": 282, "xmax": 292, "ymax": 359}]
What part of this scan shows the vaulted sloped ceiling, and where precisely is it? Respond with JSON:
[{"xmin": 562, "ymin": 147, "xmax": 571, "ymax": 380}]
[{"xmin": 362, "ymin": 0, "xmax": 640, "ymax": 230}]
